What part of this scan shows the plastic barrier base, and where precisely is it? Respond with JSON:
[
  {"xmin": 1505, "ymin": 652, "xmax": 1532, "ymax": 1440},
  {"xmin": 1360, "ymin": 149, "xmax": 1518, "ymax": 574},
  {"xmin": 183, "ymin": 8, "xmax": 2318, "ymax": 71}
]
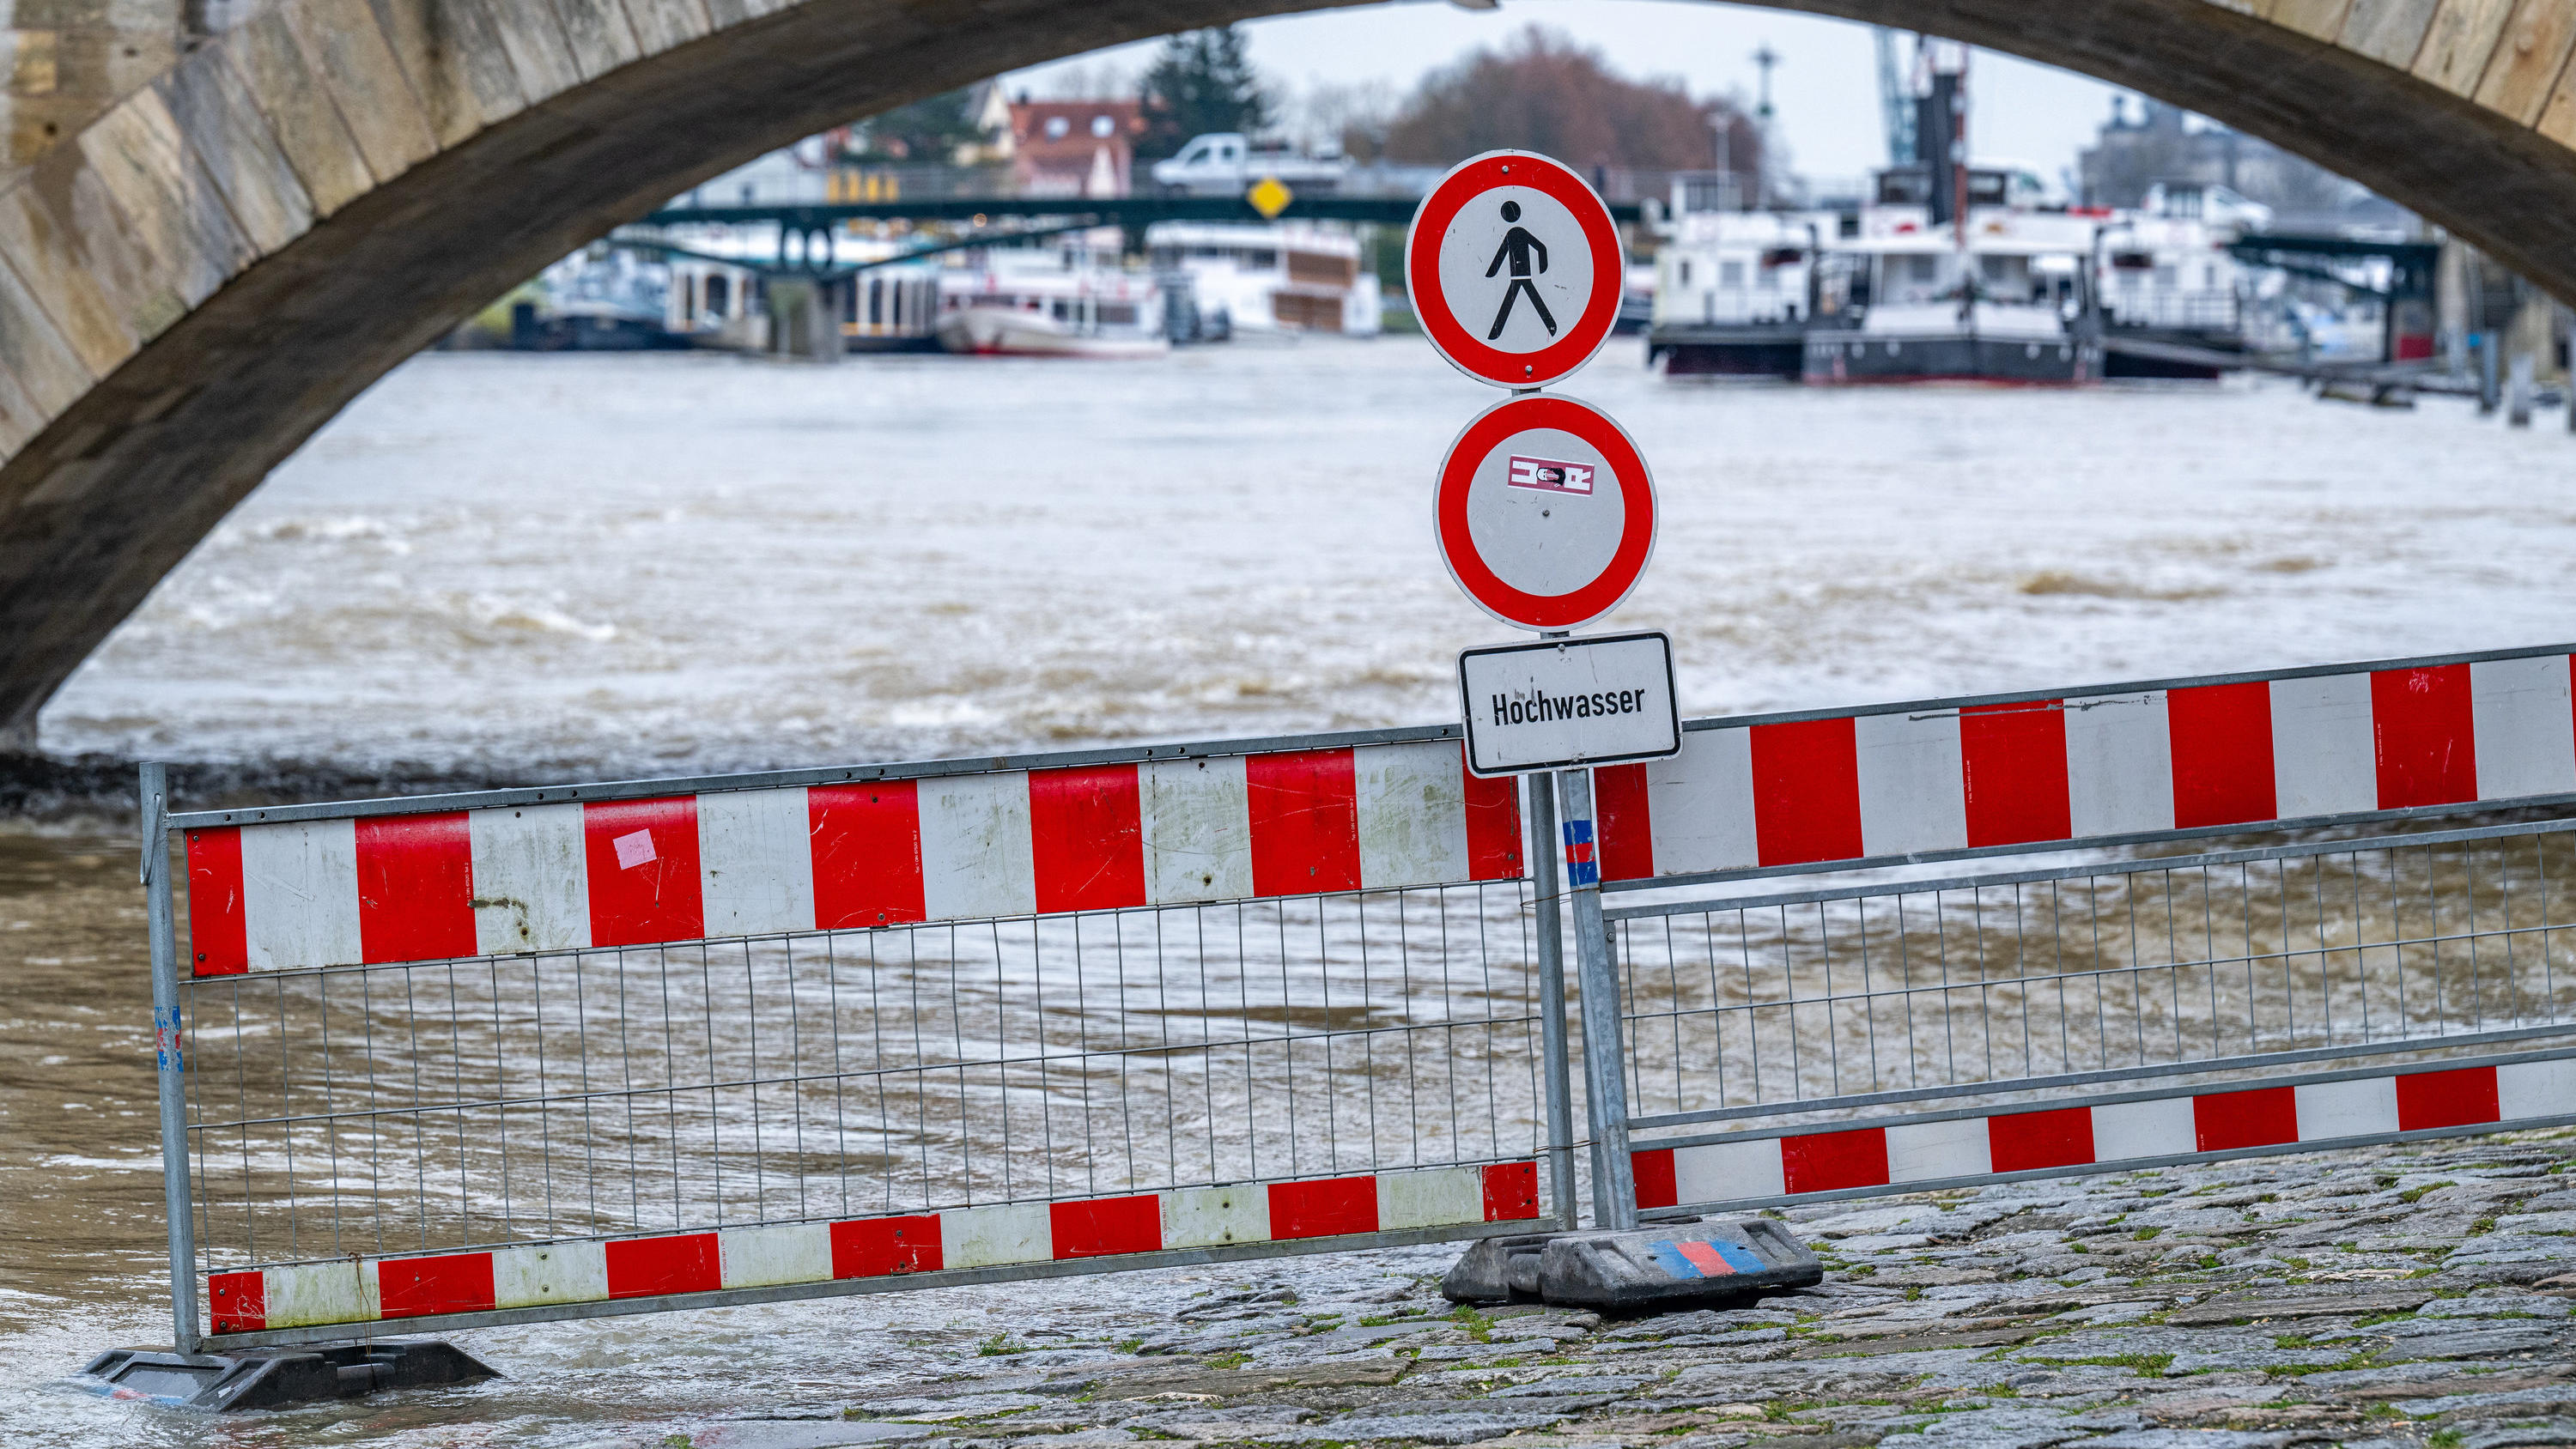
[
  {"xmin": 1442, "ymin": 1218, "xmax": 1822, "ymax": 1313},
  {"xmin": 69, "ymin": 1340, "xmax": 496, "ymax": 1410}
]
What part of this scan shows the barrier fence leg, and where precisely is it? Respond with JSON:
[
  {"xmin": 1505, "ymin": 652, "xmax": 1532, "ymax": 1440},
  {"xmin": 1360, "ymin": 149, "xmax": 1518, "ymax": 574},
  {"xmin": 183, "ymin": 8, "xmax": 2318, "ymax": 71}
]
[
  {"xmin": 140, "ymin": 763, "xmax": 201, "ymax": 1354},
  {"xmin": 1525, "ymin": 774, "xmax": 1580, "ymax": 1230},
  {"xmin": 1553, "ymin": 767, "xmax": 1636, "ymax": 1231}
]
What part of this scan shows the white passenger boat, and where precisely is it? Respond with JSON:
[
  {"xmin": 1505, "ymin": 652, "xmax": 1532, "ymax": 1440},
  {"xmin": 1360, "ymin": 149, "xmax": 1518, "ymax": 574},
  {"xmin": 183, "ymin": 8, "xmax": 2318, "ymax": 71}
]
[
  {"xmin": 1145, "ymin": 223, "xmax": 1382, "ymax": 337},
  {"xmin": 936, "ymin": 252, "xmax": 1170, "ymax": 358}
]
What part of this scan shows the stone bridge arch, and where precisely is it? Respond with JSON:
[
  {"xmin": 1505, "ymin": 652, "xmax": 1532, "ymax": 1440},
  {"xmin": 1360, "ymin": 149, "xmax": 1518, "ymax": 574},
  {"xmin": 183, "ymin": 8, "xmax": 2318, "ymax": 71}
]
[{"xmin": 0, "ymin": 0, "xmax": 2571, "ymax": 745}]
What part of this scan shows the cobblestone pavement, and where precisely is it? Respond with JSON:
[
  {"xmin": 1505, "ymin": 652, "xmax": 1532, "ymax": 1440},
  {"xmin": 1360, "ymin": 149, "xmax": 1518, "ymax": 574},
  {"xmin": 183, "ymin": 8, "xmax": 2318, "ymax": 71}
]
[{"xmin": 677, "ymin": 1130, "xmax": 2576, "ymax": 1449}]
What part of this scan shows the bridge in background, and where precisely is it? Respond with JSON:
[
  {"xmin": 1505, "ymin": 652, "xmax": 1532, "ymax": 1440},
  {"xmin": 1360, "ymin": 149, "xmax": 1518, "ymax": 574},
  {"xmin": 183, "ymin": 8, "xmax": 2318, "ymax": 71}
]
[{"xmin": 3, "ymin": 0, "xmax": 2576, "ymax": 747}]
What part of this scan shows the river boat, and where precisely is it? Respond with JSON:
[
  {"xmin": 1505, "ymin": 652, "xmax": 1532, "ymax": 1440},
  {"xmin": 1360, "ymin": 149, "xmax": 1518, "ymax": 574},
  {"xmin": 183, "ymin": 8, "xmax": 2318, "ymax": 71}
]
[
  {"xmin": 1145, "ymin": 222, "xmax": 1382, "ymax": 337},
  {"xmin": 935, "ymin": 252, "xmax": 1170, "ymax": 358},
  {"xmin": 2093, "ymin": 184, "xmax": 2261, "ymax": 379},
  {"xmin": 1647, "ymin": 209, "xmax": 1822, "ymax": 378},
  {"xmin": 1801, "ymin": 45, "xmax": 2101, "ymax": 386}
]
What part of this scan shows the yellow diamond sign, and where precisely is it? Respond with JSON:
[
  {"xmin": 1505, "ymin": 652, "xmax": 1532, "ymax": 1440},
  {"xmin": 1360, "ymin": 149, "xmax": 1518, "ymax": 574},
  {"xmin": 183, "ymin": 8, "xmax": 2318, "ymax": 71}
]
[{"xmin": 1247, "ymin": 176, "xmax": 1293, "ymax": 220}]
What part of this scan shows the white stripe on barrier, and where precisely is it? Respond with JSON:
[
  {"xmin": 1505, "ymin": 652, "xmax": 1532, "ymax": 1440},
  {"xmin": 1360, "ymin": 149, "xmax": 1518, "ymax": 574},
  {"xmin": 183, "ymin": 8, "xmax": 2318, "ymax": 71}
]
[
  {"xmin": 1163, "ymin": 1184, "xmax": 1267, "ymax": 1248},
  {"xmin": 720, "ymin": 1222, "xmax": 832, "ymax": 1289},
  {"xmin": 491, "ymin": 1240, "xmax": 605, "ymax": 1311},
  {"xmin": 2087, "ymin": 1095, "xmax": 2196, "ymax": 1160},
  {"xmin": 469, "ymin": 802, "xmax": 590, "ymax": 955},
  {"xmin": 941, "ymin": 1202, "xmax": 1051, "ymax": 1270},
  {"xmin": 1673, "ymin": 1137, "xmax": 1783, "ymax": 1202},
  {"xmin": 241, "ymin": 817, "xmax": 361, "ymax": 973},
  {"xmin": 2065, "ymin": 692, "xmax": 2174, "ymax": 837},
  {"xmin": 2269, "ymin": 672, "xmax": 2378, "ymax": 816},
  {"xmin": 2500, "ymin": 1058, "xmax": 2576, "ymax": 1118},
  {"xmin": 1356, "ymin": 741, "xmax": 1473, "ymax": 888},
  {"xmin": 1886, "ymin": 1117, "xmax": 1990, "ymax": 1183},
  {"xmin": 918, "ymin": 773, "xmax": 1037, "ymax": 923},
  {"xmin": 2470, "ymin": 657, "xmax": 2576, "ymax": 800},
  {"xmin": 1140, "ymin": 755, "xmax": 1253, "ymax": 906},
  {"xmin": 1649, "ymin": 728, "xmax": 1758, "ymax": 876},
  {"xmin": 1378, "ymin": 1163, "xmax": 1482, "ymax": 1229},
  {"xmin": 1854, "ymin": 710, "xmax": 1966, "ymax": 858},
  {"xmin": 2293, "ymin": 1076, "xmax": 2398, "ymax": 1140},
  {"xmin": 264, "ymin": 1259, "xmax": 377, "ymax": 1331},
  {"xmin": 697, "ymin": 785, "xmax": 816, "ymax": 937}
]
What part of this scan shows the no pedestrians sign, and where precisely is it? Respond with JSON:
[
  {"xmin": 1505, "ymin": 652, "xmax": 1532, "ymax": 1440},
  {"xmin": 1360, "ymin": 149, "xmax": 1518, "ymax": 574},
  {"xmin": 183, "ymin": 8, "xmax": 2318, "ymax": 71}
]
[{"xmin": 1405, "ymin": 150, "xmax": 1624, "ymax": 389}]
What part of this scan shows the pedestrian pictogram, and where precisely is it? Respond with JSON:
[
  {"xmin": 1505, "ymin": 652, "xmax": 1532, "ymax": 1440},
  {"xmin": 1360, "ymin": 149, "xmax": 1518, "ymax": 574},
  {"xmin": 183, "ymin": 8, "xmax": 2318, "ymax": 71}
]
[
  {"xmin": 1406, "ymin": 151, "xmax": 1623, "ymax": 389},
  {"xmin": 1483, "ymin": 201, "xmax": 1555, "ymax": 339},
  {"xmin": 1433, "ymin": 392, "xmax": 1656, "ymax": 632}
]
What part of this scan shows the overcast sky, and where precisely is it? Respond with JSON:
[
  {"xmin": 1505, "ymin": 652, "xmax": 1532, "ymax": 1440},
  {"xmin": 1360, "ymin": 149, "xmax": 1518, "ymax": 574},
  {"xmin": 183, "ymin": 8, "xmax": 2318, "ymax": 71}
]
[{"xmin": 1005, "ymin": 0, "xmax": 2134, "ymax": 189}]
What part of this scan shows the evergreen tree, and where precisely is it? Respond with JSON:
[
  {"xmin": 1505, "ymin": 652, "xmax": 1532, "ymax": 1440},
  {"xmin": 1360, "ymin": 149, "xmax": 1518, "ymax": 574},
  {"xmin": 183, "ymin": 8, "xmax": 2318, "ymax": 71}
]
[
  {"xmin": 848, "ymin": 88, "xmax": 992, "ymax": 164},
  {"xmin": 1138, "ymin": 28, "xmax": 1273, "ymax": 161}
]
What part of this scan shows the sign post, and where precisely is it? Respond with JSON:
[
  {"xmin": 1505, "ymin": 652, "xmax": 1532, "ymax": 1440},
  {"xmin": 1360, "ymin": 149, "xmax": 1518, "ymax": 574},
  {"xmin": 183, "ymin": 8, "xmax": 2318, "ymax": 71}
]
[{"xmin": 1409, "ymin": 149, "xmax": 1663, "ymax": 1233}]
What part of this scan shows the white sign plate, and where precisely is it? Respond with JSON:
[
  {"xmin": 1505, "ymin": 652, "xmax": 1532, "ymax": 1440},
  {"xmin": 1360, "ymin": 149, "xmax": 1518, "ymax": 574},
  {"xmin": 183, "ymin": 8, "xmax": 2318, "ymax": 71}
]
[
  {"xmin": 1435, "ymin": 393, "xmax": 1656, "ymax": 633},
  {"xmin": 1405, "ymin": 151, "xmax": 1624, "ymax": 390},
  {"xmin": 1459, "ymin": 632, "xmax": 1681, "ymax": 778}
]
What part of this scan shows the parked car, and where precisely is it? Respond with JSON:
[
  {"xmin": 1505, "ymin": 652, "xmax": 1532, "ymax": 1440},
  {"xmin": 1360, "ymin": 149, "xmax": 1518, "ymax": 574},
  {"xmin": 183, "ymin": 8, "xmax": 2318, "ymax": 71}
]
[{"xmin": 1149, "ymin": 133, "xmax": 1348, "ymax": 197}]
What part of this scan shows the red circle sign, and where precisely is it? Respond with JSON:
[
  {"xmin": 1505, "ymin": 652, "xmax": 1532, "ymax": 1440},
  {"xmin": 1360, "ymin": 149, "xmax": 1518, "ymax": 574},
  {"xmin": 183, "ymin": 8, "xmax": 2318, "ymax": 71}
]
[
  {"xmin": 1435, "ymin": 394, "xmax": 1656, "ymax": 631},
  {"xmin": 1406, "ymin": 151, "xmax": 1624, "ymax": 389}
]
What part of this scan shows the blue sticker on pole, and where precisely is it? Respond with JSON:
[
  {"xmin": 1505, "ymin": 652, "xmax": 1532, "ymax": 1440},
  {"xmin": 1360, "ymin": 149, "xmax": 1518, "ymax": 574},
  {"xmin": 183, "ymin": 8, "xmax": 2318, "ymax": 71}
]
[{"xmin": 1561, "ymin": 819, "xmax": 1599, "ymax": 887}]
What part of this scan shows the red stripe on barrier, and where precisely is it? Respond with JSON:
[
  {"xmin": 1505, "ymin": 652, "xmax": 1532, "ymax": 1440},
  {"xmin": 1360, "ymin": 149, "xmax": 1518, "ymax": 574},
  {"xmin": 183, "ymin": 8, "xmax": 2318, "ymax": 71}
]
[
  {"xmin": 1481, "ymin": 1161, "xmax": 1540, "ymax": 1220},
  {"xmin": 1961, "ymin": 700, "xmax": 2072, "ymax": 848},
  {"xmin": 1245, "ymin": 749, "xmax": 1362, "ymax": 896},
  {"xmin": 809, "ymin": 781, "xmax": 927, "ymax": 930},
  {"xmin": 378, "ymin": 1252, "xmax": 496, "ymax": 1319},
  {"xmin": 355, "ymin": 812, "xmax": 476, "ymax": 965},
  {"xmin": 1751, "ymin": 718, "xmax": 1862, "ymax": 866},
  {"xmin": 2395, "ymin": 1065, "xmax": 2500, "ymax": 1131},
  {"xmin": 1988, "ymin": 1105, "xmax": 2097, "ymax": 1173},
  {"xmin": 1781, "ymin": 1127, "xmax": 1889, "ymax": 1194},
  {"xmin": 208, "ymin": 1270, "xmax": 264, "ymax": 1334},
  {"xmin": 2193, "ymin": 1085, "xmax": 2300, "ymax": 1151},
  {"xmin": 185, "ymin": 828, "xmax": 248, "ymax": 978},
  {"xmin": 2168, "ymin": 682, "xmax": 2278, "ymax": 828},
  {"xmin": 1630, "ymin": 1149, "xmax": 1678, "ymax": 1210},
  {"xmin": 1029, "ymin": 765, "xmax": 1147, "ymax": 913},
  {"xmin": 604, "ymin": 1232, "xmax": 720, "ymax": 1299},
  {"xmin": 1267, "ymin": 1176, "xmax": 1378, "ymax": 1239},
  {"xmin": 1050, "ymin": 1194, "xmax": 1163, "ymax": 1258},
  {"xmin": 584, "ymin": 797, "xmax": 705, "ymax": 949},
  {"xmin": 830, "ymin": 1214, "xmax": 943, "ymax": 1277},
  {"xmin": 1462, "ymin": 750, "xmax": 1528, "ymax": 882},
  {"xmin": 1592, "ymin": 762, "xmax": 1656, "ymax": 882},
  {"xmin": 2372, "ymin": 664, "xmax": 2477, "ymax": 809}
]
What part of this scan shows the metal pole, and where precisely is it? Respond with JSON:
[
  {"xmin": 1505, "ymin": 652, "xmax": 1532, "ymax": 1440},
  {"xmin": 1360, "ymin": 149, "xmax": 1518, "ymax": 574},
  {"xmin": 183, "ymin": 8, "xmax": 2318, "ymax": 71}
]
[
  {"xmin": 1554, "ymin": 767, "xmax": 1637, "ymax": 1230},
  {"xmin": 2509, "ymin": 350, "xmax": 2534, "ymax": 427},
  {"xmin": 1524, "ymin": 773, "xmax": 1579, "ymax": 1230},
  {"xmin": 2479, "ymin": 331, "xmax": 2501, "ymax": 415},
  {"xmin": 141, "ymin": 763, "xmax": 201, "ymax": 1353}
]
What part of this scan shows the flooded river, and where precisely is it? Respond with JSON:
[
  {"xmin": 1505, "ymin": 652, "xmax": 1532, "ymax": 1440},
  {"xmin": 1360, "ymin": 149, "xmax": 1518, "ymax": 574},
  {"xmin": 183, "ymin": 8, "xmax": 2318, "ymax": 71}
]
[{"xmin": 9, "ymin": 337, "xmax": 2576, "ymax": 1445}]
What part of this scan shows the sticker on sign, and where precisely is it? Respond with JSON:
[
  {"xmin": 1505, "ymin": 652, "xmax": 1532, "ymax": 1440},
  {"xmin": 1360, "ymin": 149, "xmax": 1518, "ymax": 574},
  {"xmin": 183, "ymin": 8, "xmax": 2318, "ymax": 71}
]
[{"xmin": 1458, "ymin": 631, "xmax": 1681, "ymax": 777}]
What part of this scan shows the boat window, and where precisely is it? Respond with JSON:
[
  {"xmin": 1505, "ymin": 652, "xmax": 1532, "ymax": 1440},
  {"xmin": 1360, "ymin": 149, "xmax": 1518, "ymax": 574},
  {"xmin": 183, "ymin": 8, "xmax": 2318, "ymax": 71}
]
[
  {"xmin": 1760, "ymin": 247, "xmax": 1802, "ymax": 268},
  {"xmin": 2154, "ymin": 265, "xmax": 2178, "ymax": 288},
  {"xmin": 1045, "ymin": 116, "xmax": 1070, "ymax": 139},
  {"xmin": 1719, "ymin": 261, "xmax": 1746, "ymax": 288},
  {"xmin": 1098, "ymin": 302, "xmax": 1138, "ymax": 324},
  {"xmin": 2111, "ymin": 251, "xmax": 2154, "ymax": 270},
  {"xmin": 1249, "ymin": 250, "xmax": 1277, "ymax": 269},
  {"xmin": 1909, "ymin": 255, "xmax": 1939, "ymax": 282},
  {"xmin": 706, "ymin": 275, "xmax": 730, "ymax": 314},
  {"xmin": 1676, "ymin": 259, "xmax": 1691, "ymax": 286}
]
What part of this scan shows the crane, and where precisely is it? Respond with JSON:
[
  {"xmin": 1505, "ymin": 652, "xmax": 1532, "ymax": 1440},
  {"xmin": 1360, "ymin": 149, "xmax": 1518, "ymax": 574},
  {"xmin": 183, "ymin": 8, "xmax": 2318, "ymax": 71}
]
[{"xmin": 1874, "ymin": 27, "xmax": 1915, "ymax": 166}]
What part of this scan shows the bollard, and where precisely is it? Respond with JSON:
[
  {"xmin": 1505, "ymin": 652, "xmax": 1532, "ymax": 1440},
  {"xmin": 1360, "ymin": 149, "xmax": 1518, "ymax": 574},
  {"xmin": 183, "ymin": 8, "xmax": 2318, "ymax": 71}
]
[
  {"xmin": 2509, "ymin": 353, "xmax": 2534, "ymax": 427},
  {"xmin": 2478, "ymin": 333, "xmax": 2500, "ymax": 414}
]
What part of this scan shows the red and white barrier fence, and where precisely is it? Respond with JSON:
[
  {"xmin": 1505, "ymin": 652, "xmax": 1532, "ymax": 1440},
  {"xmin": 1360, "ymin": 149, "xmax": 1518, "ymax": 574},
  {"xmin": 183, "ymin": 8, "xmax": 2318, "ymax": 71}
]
[
  {"xmin": 1631, "ymin": 1056, "xmax": 2576, "ymax": 1212},
  {"xmin": 207, "ymin": 1161, "xmax": 1540, "ymax": 1336},
  {"xmin": 1596, "ymin": 649, "xmax": 2576, "ymax": 884},
  {"xmin": 183, "ymin": 740, "xmax": 1522, "ymax": 976}
]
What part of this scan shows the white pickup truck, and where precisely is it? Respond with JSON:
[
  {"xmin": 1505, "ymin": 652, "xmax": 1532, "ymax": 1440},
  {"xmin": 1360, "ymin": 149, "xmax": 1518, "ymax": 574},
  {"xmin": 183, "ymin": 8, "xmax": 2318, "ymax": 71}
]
[{"xmin": 1149, "ymin": 133, "xmax": 1347, "ymax": 197}]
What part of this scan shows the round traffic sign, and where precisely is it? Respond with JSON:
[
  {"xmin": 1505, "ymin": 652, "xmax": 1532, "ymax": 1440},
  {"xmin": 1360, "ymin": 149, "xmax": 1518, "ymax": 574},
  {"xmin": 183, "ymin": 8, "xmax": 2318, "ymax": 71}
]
[
  {"xmin": 1434, "ymin": 393, "xmax": 1656, "ymax": 631},
  {"xmin": 1405, "ymin": 151, "xmax": 1624, "ymax": 389}
]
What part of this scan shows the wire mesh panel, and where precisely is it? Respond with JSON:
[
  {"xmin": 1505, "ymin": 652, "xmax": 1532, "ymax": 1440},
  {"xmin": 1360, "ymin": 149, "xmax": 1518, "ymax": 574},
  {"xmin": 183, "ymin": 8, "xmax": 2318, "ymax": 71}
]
[
  {"xmin": 1612, "ymin": 820, "xmax": 2576, "ymax": 1129},
  {"xmin": 184, "ymin": 878, "xmax": 1547, "ymax": 1297}
]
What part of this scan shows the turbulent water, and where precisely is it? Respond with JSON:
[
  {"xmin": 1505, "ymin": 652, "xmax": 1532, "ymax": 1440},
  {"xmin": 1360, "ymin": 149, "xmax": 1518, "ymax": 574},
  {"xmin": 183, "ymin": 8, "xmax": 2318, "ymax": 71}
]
[{"xmin": 8, "ymin": 337, "xmax": 2576, "ymax": 1445}]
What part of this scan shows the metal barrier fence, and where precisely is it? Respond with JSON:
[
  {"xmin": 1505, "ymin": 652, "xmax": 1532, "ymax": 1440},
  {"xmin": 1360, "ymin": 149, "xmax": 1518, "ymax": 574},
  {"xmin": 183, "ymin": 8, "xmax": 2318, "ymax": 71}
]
[
  {"xmin": 135, "ymin": 643, "xmax": 2576, "ymax": 1354},
  {"xmin": 144, "ymin": 731, "xmax": 1571, "ymax": 1352},
  {"xmin": 1607, "ymin": 817, "xmax": 2576, "ymax": 1216}
]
